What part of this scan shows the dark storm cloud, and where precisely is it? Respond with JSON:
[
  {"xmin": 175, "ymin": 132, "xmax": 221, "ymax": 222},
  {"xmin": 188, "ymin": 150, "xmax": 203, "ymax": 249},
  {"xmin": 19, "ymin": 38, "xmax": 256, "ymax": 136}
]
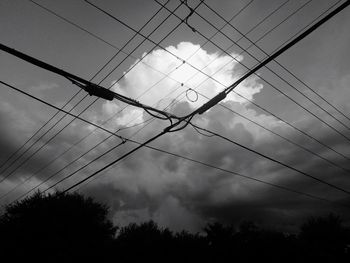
[{"xmin": 79, "ymin": 94, "xmax": 350, "ymax": 232}]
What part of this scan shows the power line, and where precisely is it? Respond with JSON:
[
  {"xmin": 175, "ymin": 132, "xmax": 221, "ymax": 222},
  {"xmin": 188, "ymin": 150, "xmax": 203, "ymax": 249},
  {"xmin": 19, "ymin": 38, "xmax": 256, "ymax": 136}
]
[
  {"xmin": 4, "ymin": 0, "xmax": 258, "ymax": 201},
  {"xmin": 4, "ymin": 0, "xmax": 230, "ymax": 191},
  {"xmin": 196, "ymin": 92, "xmax": 350, "ymax": 174},
  {"xmin": 0, "ymin": 43, "xmax": 180, "ymax": 183},
  {"xmin": 65, "ymin": 0, "xmax": 350, "ymax": 198},
  {"xmin": 3, "ymin": 79, "xmax": 188, "ymax": 200},
  {"xmin": 223, "ymin": 0, "xmax": 350, "ymax": 94},
  {"xmin": 0, "ymin": 5, "xmax": 183, "ymax": 180},
  {"xmin": 83, "ymin": 0, "xmax": 238, "ymax": 95},
  {"xmin": 23, "ymin": 0, "xmax": 346, "ymax": 192},
  {"xmin": 78, "ymin": 140, "xmax": 348, "ymax": 209},
  {"xmin": 176, "ymin": 0, "xmax": 350, "ymax": 161},
  {"xmin": 0, "ymin": 0, "xmax": 174, "ymax": 175},
  {"xmin": 0, "ymin": 117, "xmax": 155, "ymax": 201},
  {"xmin": 191, "ymin": 123, "xmax": 350, "ymax": 195},
  {"xmin": 153, "ymin": 0, "xmax": 350, "ymax": 163},
  {"xmin": 85, "ymin": 0, "xmax": 350, "ymax": 160},
  {"xmin": 0, "ymin": 0, "xmax": 198, "ymax": 182},
  {"xmin": 169, "ymin": 55, "xmax": 350, "ymax": 162},
  {"xmin": 0, "ymin": 43, "xmax": 178, "ymax": 121},
  {"xmin": 2, "ymin": 80, "xmax": 348, "ymax": 208},
  {"xmin": 0, "ymin": 92, "xmax": 80, "ymax": 173},
  {"xmin": 51, "ymin": 0, "xmax": 350, "ymax": 194},
  {"xmin": 4, "ymin": 0, "xmax": 348, "ymax": 202},
  {"xmin": 155, "ymin": 0, "xmax": 350, "ymax": 142},
  {"xmin": 263, "ymin": 1, "xmax": 350, "ymax": 124},
  {"xmin": 0, "ymin": 79, "xmax": 192, "ymax": 191},
  {"xmin": 201, "ymin": 0, "xmax": 350, "ymax": 130},
  {"xmin": 185, "ymin": 0, "xmax": 350, "ymax": 142},
  {"xmin": 0, "ymin": 0, "xmax": 211, "ymax": 196}
]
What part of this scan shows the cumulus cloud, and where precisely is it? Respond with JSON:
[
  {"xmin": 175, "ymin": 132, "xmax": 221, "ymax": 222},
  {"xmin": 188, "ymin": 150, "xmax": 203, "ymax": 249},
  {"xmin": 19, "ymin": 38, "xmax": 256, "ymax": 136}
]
[{"xmin": 102, "ymin": 42, "xmax": 262, "ymax": 122}]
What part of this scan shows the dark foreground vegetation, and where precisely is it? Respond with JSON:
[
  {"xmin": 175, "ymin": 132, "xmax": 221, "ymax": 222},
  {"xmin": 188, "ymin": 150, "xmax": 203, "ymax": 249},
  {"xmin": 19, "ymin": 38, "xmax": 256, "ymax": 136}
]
[{"xmin": 0, "ymin": 192, "xmax": 349, "ymax": 262}]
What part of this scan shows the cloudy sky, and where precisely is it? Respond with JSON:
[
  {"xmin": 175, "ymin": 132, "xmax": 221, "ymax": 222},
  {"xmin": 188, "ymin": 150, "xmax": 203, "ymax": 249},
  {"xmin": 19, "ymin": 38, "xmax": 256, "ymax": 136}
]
[{"xmin": 1, "ymin": 0, "xmax": 350, "ymax": 232}]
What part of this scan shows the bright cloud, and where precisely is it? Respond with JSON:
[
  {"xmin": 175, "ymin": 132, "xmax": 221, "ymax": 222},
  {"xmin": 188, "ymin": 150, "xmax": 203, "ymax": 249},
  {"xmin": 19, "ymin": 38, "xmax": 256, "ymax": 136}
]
[{"xmin": 103, "ymin": 42, "xmax": 263, "ymax": 124}]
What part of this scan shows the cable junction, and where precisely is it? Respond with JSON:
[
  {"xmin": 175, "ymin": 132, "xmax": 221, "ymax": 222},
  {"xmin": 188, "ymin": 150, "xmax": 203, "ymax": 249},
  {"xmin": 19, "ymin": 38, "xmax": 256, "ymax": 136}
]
[
  {"xmin": 0, "ymin": 43, "xmax": 181, "ymax": 124},
  {"xmin": 2, "ymin": 79, "xmax": 349, "ymax": 209}
]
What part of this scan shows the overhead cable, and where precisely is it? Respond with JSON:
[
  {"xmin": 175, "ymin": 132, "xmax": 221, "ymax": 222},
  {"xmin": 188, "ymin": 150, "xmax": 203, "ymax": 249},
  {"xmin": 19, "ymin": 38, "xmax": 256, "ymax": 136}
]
[
  {"xmin": 192, "ymin": 0, "xmax": 350, "ymax": 114},
  {"xmin": 2, "ymin": 80, "xmax": 348, "ymax": 208}
]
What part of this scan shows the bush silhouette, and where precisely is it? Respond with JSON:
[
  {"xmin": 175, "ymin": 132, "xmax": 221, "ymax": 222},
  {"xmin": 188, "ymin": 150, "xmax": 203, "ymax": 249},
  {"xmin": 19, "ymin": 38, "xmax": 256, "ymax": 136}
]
[{"xmin": 0, "ymin": 191, "xmax": 116, "ymax": 262}]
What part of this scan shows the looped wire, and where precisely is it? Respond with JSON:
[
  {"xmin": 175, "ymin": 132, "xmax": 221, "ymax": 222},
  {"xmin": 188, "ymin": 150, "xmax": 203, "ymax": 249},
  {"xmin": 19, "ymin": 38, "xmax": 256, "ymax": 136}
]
[{"xmin": 186, "ymin": 88, "xmax": 198, "ymax": 102}]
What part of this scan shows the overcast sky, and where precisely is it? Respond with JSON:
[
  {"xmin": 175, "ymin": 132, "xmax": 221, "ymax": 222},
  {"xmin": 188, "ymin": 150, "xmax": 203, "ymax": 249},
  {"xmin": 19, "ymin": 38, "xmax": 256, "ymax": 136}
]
[{"xmin": 1, "ymin": 0, "xmax": 350, "ymax": 232}]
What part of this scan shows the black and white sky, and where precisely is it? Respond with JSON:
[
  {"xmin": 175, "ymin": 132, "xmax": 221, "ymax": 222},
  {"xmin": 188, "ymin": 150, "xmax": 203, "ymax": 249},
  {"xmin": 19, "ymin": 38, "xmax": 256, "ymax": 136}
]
[{"xmin": 1, "ymin": 0, "xmax": 350, "ymax": 232}]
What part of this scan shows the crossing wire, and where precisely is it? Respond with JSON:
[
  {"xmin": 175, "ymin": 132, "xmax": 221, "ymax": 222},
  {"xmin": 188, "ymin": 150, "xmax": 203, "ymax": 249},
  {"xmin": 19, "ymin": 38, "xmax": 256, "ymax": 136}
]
[
  {"xmin": 152, "ymin": 0, "xmax": 350, "ymax": 161},
  {"xmin": 154, "ymin": 0, "xmax": 350, "ymax": 142},
  {"xmin": 0, "ymin": 0, "xmax": 187, "ymax": 182},
  {"xmin": 11, "ymin": 0, "xmax": 350, "ymax": 200},
  {"xmin": 201, "ymin": 0, "xmax": 350, "ymax": 130},
  {"xmin": 31, "ymin": 0, "xmax": 350, "ymax": 196},
  {"xmin": 2, "ymin": 80, "xmax": 348, "ymax": 209},
  {"xmin": 3, "ymin": 0, "xmax": 350, "ymax": 202},
  {"xmin": 85, "ymin": 0, "xmax": 350, "ymax": 161},
  {"xmin": 3, "ymin": 0, "xmax": 257, "ymax": 201},
  {"xmin": 0, "ymin": 0, "xmax": 173, "ymax": 175}
]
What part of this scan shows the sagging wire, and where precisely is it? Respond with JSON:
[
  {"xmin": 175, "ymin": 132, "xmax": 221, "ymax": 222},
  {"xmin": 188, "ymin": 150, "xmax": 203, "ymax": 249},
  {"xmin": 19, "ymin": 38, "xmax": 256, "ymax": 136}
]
[
  {"xmin": 0, "ymin": 42, "xmax": 181, "ymax": 126},
  {"xmin": 68, "ymin": 77, "xmax": 178, "ymax": 124},
  {"xmin": 180, "ymin": 0, "xmax": 200, "ymax": 32},
  {"xmin": 166, "ymin": 115, "xmax": 194, "ymax": 133},
  {"xmin": 190, "ymin": 123, "xmax": 214, "ymax": 137}
]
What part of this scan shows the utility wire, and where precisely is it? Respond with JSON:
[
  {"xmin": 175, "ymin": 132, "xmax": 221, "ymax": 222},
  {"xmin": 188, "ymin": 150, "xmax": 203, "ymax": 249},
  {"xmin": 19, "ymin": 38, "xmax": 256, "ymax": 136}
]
[
  {"xmin": 83, "ymin": 0, "xmax": 241, "ymax": 97},
  {"xmin": 3, "ymin": 79, "xmax": 189, "ymax": 200},
  {"xmin": 267, "ymin": 0, "xmax": 349, "ymax": 136},
  {"xmin": 197, "ymin": 92, "xmax": 350, "ymax": 174},
  {"xmin": 201, "ymin": 0, "xmax": 350, "ymax": 130},
  {"xmin": 79, "ymin": 146, "xmax": 348, "ymax": 208},
  {"xmin": 0, "ymin": 43, "xmax": 180, "ymax": 183},
  {"xmin": 0, "ymin": 0, "xmax": 195, "ymax": 181},
  {"xmin": 0, "ymin": 117, "xmax": 154, "ymax": 201},
  {"xmin": 0, "ymin": 43, "xmax": 177, "ymax": 121},
  {"xmin": 0, "ymin": 5, "xmax": 182, "ymax": 179},
  {"xmin": 2, "ymin": 81, "xmax": 348, "ymax": 208},
  {"xmin": 148, "ymin": 0, "xmax": 350, "ymax": 163},
  {"xmin": 175, "ymin": 0, "xmax": 350, "ymax": 161},
  {"xmin": 190, "ymin": 123, "xmax": 350, "ymax": 195},
  {"xmin": 0, "ymin": 92, "xmax": 80, "ymax": 173},
  {"xmin": 52, "ymin": 0, "xmax": 350, "ymax": 194},
  {"xmin": 2, "ymin": 0, "xmax": 348, "ymax": 200},
  {"xmin": 0, "ymin": 0, "xmax": 223, "ymax": 197},
  {"xmin": 0, "ymin": 0, "xmax": 173, "ymax": 174},
  {"xmin": 190, "ymin": 0, "xmax": 350, "ymax": 123},
  {"xmin": 41, "ymin": 0, "xmax": 350, "ymax": 194},
  {"xmin": 86, "ymin": 0, "xmax": 347, "ymax": 148},
  {"xmin": 155, "ymin": 0, "xmax": 350, "ymax": 142}
]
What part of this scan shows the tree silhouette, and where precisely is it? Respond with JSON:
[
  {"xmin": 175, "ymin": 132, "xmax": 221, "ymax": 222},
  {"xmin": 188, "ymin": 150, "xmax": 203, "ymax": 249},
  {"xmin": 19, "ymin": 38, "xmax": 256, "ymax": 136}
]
[
  {"xmin": 299, "ymin": 213, "xmax": 350, "ymax": 262},
  {"xmin": 115, "ymin": 220, "xmax": 175, "ymax": 262},
  {"xmin": 1, "ymin": 190, "xmax": 349, "ymax": 263},
  {"xmin": 0, "ymin": 191, "xmax": 116, "ymax": 262},
  {"xmin": 203, "ymin": 222, "xmax": 236, "ymax": 261}
]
